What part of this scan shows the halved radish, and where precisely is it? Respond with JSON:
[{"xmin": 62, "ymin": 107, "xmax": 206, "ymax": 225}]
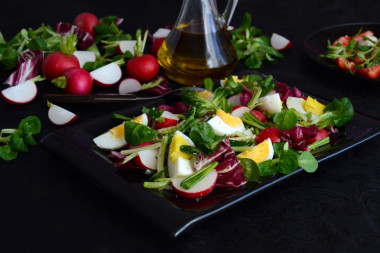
[
  {"xmin": 270, "ymin": 33, "xmax": 292, "ymax": 51},
  {"xmin": 73, "ymin": 51, "xmax": 96, "ymax": 67},
  {"xmin": 227, "ymin": 94, "xmax": 241, "ymax": 106},
  {"xmin": 1, "ymin": 80, "xmax": 37, "ymax": 104},
  {"xmin": 119, "ymin": 78, "xmax": 142, "ymax": 94},
  {"xmin": 231, "ymin": 106, "xmax": 250, "ymax": 118},
  {"xmin": 152, "ymin": 28, "xmax": 171, "ymax": 40},
  {"xmin": 133, "ymin": 149, "xmax": 159, "ymax": 171},
  {"xmin": 116, "ymin": 40, "xmax": 137, "ymax": 55},
  {"xmin": 48, "ymin": 103, "xmax": 78, "ymax": 126},
  {"xmin": 250, "ymin": 110, "xmax": 267, "ymax": 122},
  {"xmin": 171, "ymin": 169, "xmax": 217, "ymax": 199},
  {"xmin": 155, "ymin": 111, "xmax": 179, "ymax": 129},
  {"xmin": 90, "ymin": 62, "xmax": 122, "ymax": 87}
]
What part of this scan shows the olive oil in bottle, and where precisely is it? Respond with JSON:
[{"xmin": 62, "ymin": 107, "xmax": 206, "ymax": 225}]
[{"xmin": 157, "ymin": 23, "xmax": 238, "ymax": 86}]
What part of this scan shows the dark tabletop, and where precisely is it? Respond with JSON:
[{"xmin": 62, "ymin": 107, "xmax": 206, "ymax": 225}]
[{"xmin": 1, "ymin": 0, "xmax": 380, "ymax": 252}]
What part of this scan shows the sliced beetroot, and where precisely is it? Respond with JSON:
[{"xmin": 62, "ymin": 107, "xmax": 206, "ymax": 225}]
[
  {"xmin": 240, "ymin": 85, "xmax": 253, "ymax": 106},
  {"xmin": 5, "ymin": 50, "xmax": 44, "ymax": 86},
  {"xmin": 56, "ymin": 22, "xmax": 95, "ymax": 50}
]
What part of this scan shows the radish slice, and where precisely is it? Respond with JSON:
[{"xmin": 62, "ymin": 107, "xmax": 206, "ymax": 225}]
[
  {"xmin": 152, "ymin": 28, "xmax": 171, "ymax": 40},
  {"xmin": 90, "ymin": 62, "xmax": 122, "ymax": 87},
  {"xmin": 171, "ymin": 169, "xmax": 217, "ymax": 199},
  {"xmin": 119, "ymin": 78, "xmax": 142, "ymax": 94},
  {"xmin": 1, "ymin": 80, "xmax": 37, "ymax": 104},
  {"xmin": 48, "ymin": 104, "xmax": 78, "ymax": 126},
  {"xmin": 116, "ymin": 40, "xmax": 137, "ymax": 55},
  {"xmin": 270, "ymin": 33, "xmax": 292, "ymax": 51},
  {"xmin": 231, "ymin": 106, "xmax": 250, "ymax": 118},
  {"xmin": 227, "ymin": 94, "xmax": 241, "ymax": 106},
  {"xmin": 134, "ymin": 149, "xmax": 159, "ymax": 171},
  {"xmin": 73, "ymin": 51, "xmax": 96, "ymax": 67}
]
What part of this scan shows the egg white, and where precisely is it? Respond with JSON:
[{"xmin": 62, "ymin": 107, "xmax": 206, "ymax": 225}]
[{"xmin": 207, "ymin": 115, "xmax": 245, "ymax": 137}]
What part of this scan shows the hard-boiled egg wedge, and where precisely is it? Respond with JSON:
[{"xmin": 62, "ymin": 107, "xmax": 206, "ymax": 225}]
[
  {"xmin": 220, "ymin": 75, "xmax": 244, "ymax": 87},
  {"xmin": 168, "ymin": 131, "xmax": 196, "ymax": 178},
  {"xmin": 93, "ymin": 113, "xmax": 148, "ymax": 150},
  {"xmin": 257, "ymin": 93, "xmax": 282, "ymax": 115},
  {"xmin": 286, "ymin": 96, "xmax": 325, "ymax": 120},
  {"xmin": 195, "ymin": 90, "xmax": 214, "ymax": 102},
  {"xmin": 208, "ymin": 109, "xmax": 245, "ymax": 137},
  {"xmin": 237, "ymin": 138, "xmax": 274, "ymax": 164}
]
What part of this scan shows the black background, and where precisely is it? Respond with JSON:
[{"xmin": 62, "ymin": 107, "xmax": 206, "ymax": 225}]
[{"xmin": 1, "ymin": 0, "xmax": 380, "ymax": 252}]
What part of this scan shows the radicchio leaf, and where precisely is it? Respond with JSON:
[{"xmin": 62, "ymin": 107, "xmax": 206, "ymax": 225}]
[
  {"xmin": 157, "ymin": 102, "xmax": 188, "ymax": 114},
  {"xmin": 276, "ymin": 81, "xmax": 305, "ymax": 102},
  {"xmin": 4, "ymin": 50, "xmax": 44, "ymax": 86},
  {"xmin": 56, "ymin": 22, "xmax": 95, "ymax": 50},
  {"xmin": 240, "ymin": 85, "xmax": 253, "ymax": 106},
  {"xmin": 280, "ymin": 124, "xmax": 319, "ymax": 151},
  {"xmin": 142, "ymin": 76, "xmax": 172, "ymax": 95}
]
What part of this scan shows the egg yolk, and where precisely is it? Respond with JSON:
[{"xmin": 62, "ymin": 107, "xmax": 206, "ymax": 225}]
[
  {"xmin": 237, "ymin": 139, "xmax": 272, "ymax": 164},
  {"xmin": 216, "ymin": 109, "xmax": 243, "ymax": 128},
  {"xmin": 196, "ymin": 90, "xmax": 212, "ymax": 100},
  {"xmin": 109, "ymin": 114, "xmax": 146, "ymax": 138},
  {"xmin": 303, "ymin": 96, "xmax": 325, "ymax": 116},
  {"xmin": 169, "ymin": 134, "xmax": 193, "ymax": 163}
]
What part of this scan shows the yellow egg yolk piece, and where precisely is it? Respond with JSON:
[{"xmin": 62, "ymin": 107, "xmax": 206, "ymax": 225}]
[
  {"xmin": 196, "ymin": 90, "xmax": 212, "ymax": 100},
  {"xmin": 132, "ymin": 114, "xmax": 145, "ymax": 124},
  {"xmin": 169, "ymin": 134, "xmax": 193, "ymax": 163},
  {"xmin": 237, "ymin": 139, "xmax": 273, "ymax": 164},
  {"xmin": 303, "ymin": 96, "xmax": 325, "ymax": 116},
  {"xmin": 109, "ymin": 123, "xmax": 125, "ymax": 139},
  {"xmin": 216, "ymin": 109, "xmax": 243, "ymax": 128}
]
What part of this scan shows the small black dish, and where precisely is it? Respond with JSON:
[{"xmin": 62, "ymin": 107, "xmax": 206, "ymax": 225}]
[{"xmin": 304, "ymin": 23, "xmax": 380, "ymax": 82}]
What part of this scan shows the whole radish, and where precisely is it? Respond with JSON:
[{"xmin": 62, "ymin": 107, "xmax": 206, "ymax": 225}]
[
  {"xmin": 126, "ymin": 30, "xmax": 159, "ymax": 83},
  {"xmin": 42, "ymin": 35, "xmax": 80, "ymax": 81},
  {"xmin": 52, "ymin": 67, "xmax": 93, "ymax": 94},
  {"xmin": 74, "ymin": 12, "xmax": 99, "ymax": 37}
]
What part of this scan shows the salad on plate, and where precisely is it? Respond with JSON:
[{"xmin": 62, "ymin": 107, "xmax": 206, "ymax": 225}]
[{"xmin": 92, "ymin": 73, "xmax": 354, "ymax": 200}]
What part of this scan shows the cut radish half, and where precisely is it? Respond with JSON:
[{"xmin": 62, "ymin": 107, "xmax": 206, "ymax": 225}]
[
  {"xmin": 231, "ymin": 106, "xmax": 250, "ymax": 118},
  {"xmin": 90, "ymin": 62, "xmax": 122, "ymax": 87},
  {"xmin": 116, "ymin": 40, "xmax": 137, "ymax": 55},
  {"xmin": 1, "ymin": 80, "xmax": 37, "ymax": 104},
  {"xmin": 155, "ymin": 111, "xmax": 179, "ymax": 129},
  {"xmin": 171, "ymin": 169, "xmax": 217, "ymax": 199},
  {"xmin": 228, "ymin": 94, "xmax": 242, "ymax": 106},
  {"xmin": 119, "ymin": 78, "xmax": 142, "ymax": 94},
  {"xmin": 270, "ymin": 33, "xmax": 292, "ymax": 51},
  {"xmin": 48, "ymin": 103, "xmax": 78, "ymax": 126},
  {"xmin": 133, "ymin": 149, "xmax": 159, "ymax": 171},
  {"xmin": 73, "ymin": 51, "xmax": 96, "ymax": 67},
  {"xmin": 152, "ymin": 28, "xmax": 171, "ymax": 40}
]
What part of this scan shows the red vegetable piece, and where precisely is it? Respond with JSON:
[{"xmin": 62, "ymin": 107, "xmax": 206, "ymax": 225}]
[
  {"xmin": 126, "ymin": 54, "xmax": 160, "ymax": 82},
  {"xmin": 358, "ymin": 65, "xmax": 380, "ymax": 79},
  {"xmin": 332, "ymin": 35, "xmax": 352, "ymax": 46},
  {"xmin": 73, "ymin": 12, "xmax": 99, "ymax": 37},
  {"xmin": 353, "ymin": 30, "xmax": 374, "ymax": 42},
  {"xmin": 42, "ymin": 52, "xmax": 80, "ymax": 81},
  {"xmin": 335, "ymin": 57, "xmax": 355, "ymax": 72},
  {"xmin": 250, "ymin": 110, "xmax": 267, "ymax": 122},
  {"xmin": 305, "ymin": 128, "xmax": 329, "ymax": 145},
  {"xmin": 150, "ymin": 38, "xmax": 165, "ymax": 58},
  {"xmin": 255, "ymin": 128, "xmax": 281, "ymax": 144},
  {"xmin": 60, "ymin": 67, "xmax": 93, "ymax": 94}
]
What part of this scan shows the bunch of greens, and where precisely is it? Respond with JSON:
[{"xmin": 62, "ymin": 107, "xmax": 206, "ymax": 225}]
[
  {"xmin": 0, "ymin": 116, "xmax": 41, "ymax": 161},
  {"xmin": 230, "ymin": 12, "xmax": 283, "ymax": 69}
]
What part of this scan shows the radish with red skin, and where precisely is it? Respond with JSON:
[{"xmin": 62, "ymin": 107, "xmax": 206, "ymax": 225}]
[
  {"xmin": 250, "ymin": 110, "xmax": 267, "ymax": 122},
  {"xmin": 116, "ymin": 40, "xmax": 137, "ymax": 55},
  {"xmin": 47, "ymin": 102, "xmax": 78, "ymax": 126},
  {"xmin": 90, "ymin": 62, "xmax": 122, "ymax": 87},
  {"xmin": 133, "ymin": 149, "xmax": 159, "ymax": 171},
  {"xmin": 270, "ymin": 33, "xmax": 292, "ymax": 51},
  {"xmin": 150, "ymin": 38, "xmax": 165, "ymax": 58},
  {"xmin": 231, "ymin": 106, "xmax": 250, "ymax": 118},
  {"xmin": 42, "ymin": 35, "xmax": 80, "ymax": 81},
  {"xmin": 152, "ymin": 28, "xmax": 171, "ymax": 40},
  {"xmin": 1, "ymin": 78, "xmax": 39, "ymax": 105},
  {"xmin": 119, "ymin": 78, "xmax": 142, "ymax": 94},
  {"xmin": 171, "ymin": 169, "xmax": 218, "ymax": 199},
  {"xmin": 228, "ymin": 94, "xmax": 242, "ymax": 107},
  {"xmin": 255, "ymin": 127, "xmax": 281, "ymax": 144},
  {"xmin": 73, "ymin": 51, "xmax": 96, "ymax": 67},
  {"xmin": 73, "ymin": 12, "xmax": 99, "ymax": 37},
  {"xmin": 126, "ymin": 30, "xmax": 160, "ymax": 82},
  {"xmin": 155, "ymin": 111, "xmax": 179, "ymax": 129},
  {"xmin": 305, "ymin": 129, "xmax": 329, "ymax": 145},
  {"xmin": 52, "ymin": 67, "xmax": 93, "ymax": 95}
]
